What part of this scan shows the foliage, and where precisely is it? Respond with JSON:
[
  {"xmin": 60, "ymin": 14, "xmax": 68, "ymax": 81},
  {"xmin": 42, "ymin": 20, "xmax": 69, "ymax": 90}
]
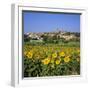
[{"xmin": 24, "ymin": 44, "xmax": 80, "ymax": 77}]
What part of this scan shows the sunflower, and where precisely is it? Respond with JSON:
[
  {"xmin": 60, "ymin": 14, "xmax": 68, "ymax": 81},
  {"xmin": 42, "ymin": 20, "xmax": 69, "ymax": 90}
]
[
  {"xmin": 64, "ymin": 56, "xmax": 70, "ymax": 63},
  {"xmin": 55, "ymin": 60, "xmax": 60, "ymax": 65},
  {"xmin": 52, "ymin": 52, "xmax": 57, "ymax": 58},
  {"xmin": 59, "ymin": 52, "xmax": 65, "ymax": 57},
  {"xmin": 77, "ymin": 49, "xmax": 80, "ymax": 53},
  {"xmin": 42, "ymin": 58, "xmax": 50, "ymax": 65},
  {"xmin": 27, "ymin": 51, "xmax": 33, "ymax": 59}
]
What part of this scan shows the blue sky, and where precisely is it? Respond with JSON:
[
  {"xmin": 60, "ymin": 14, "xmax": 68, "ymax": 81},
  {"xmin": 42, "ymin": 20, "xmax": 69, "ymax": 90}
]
[{"xmin": 23, "ymin": 11, "xmax": 80, "ymax": 33}]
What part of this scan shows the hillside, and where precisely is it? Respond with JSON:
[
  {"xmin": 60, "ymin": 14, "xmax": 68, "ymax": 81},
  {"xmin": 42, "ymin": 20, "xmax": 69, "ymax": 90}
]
[{"xmin": 24, "ymin": 31, "xmax": 80, "ymax": 44}]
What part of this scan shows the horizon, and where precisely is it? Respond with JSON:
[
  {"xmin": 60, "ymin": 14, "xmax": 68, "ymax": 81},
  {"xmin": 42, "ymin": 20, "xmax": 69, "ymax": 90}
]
[
  {"xmin": 23, "ymin": 11, "xmax": 80, "ymax": 33},
  {"xmin": 24, "ymin": 30, "xmax": 80, "ymax": 34}
]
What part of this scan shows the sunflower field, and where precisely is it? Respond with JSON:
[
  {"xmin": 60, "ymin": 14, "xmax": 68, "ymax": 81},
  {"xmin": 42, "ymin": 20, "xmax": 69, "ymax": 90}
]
[{"xmin": 24, "ymin": 44, "xmax": 80, "ymax": 77}]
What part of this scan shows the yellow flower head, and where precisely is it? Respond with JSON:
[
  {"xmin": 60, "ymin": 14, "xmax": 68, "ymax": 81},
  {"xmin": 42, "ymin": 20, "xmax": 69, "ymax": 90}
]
[
  {"xmin": 59, "ymin": 52, "xmax": 65, "ymax": 57},
  {"xmin": 52, "ymin": 52, "xmax": 57, "ymax": 58},
  {"xmin": 42, "ymin": 58, "xmax": 50, "ymax": 65},
  {"xmin": 27, "ymin": 51, "xmax": 33, "ymax": 59},
  {"xmin": 77, "ymin": 49, "xmax": 80, "ymax": 53},
  {"xmin": 55, "ymin": 60, "xmax": 60, "ymax": 65},
  {"xmin": 64, "ymin": 56, "xmax": 70, "ymax": 63}
]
